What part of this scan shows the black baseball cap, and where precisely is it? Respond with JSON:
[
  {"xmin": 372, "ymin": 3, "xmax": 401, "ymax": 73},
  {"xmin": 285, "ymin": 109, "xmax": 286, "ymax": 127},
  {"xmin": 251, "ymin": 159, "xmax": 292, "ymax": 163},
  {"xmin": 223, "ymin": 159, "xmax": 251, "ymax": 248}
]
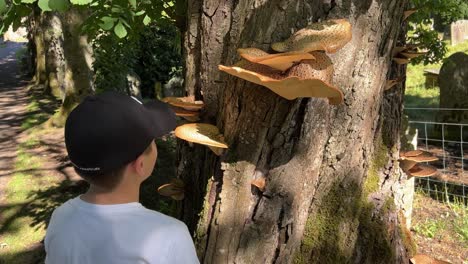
[{"xmin": 65, "ymin": 91, "xmax": 176, "ymax": 175}]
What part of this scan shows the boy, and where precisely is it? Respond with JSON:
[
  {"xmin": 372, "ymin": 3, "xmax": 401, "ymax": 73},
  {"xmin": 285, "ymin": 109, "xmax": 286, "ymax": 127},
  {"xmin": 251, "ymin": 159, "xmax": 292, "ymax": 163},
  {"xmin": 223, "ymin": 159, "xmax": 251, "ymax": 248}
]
[{"xmin": 45, "ymin": 91, "xmax": 199, "ymax": 264}]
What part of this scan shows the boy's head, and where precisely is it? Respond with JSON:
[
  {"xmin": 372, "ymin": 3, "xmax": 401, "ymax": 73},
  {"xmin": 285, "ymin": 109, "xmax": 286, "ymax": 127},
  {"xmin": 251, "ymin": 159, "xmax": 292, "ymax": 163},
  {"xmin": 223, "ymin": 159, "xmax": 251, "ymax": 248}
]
[{"xmin": 64, "ymin": 92, "xmax": 176, "ymax": 189}]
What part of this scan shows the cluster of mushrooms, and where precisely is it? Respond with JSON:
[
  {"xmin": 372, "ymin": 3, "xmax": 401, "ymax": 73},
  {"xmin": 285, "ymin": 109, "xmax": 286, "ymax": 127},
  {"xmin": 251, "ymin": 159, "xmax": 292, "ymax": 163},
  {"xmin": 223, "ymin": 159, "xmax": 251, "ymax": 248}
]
[
  {"xmin": 386, "ymin": 9, "xmax": 424, "ymax": 91},
  {"xmin": 399, "ymin": 150, "xmax": 438, "ymax": 178},
  {"xmin": 218, "ymin": 19, "xmax": 353, "ymax": 105},
  {"xmin": 156, "ymin": 96, "xmax": 228, "ymax": 199},
  {"xmin": 157, "ymin": 19, "xmax": 354, "ymax": 198}
]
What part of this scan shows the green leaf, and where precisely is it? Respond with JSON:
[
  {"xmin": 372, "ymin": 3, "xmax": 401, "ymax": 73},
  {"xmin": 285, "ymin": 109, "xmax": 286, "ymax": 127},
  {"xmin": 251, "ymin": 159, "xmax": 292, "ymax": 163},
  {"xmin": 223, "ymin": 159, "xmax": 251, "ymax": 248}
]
[
  {"xmin": 135, "ymin": 10, "xmax": 145, "ymax": 16},
  {"xmin": 49, "ymin": 0, "xmax": 70, "ymax": 11},
  {"xmin": 20, "ymin": 0, "xmax": 36, "ymax": 3},
  {"xmin": 38, "ymin": 0, "xmax": 51, "ymax": 11},
  {"xmin": 70, "ymin": 0, "xmax": 92, "ymax": 5},
  {"xmin": 0, "ymin": 0, "xmax": 6, "ymax": 13},
  {"xmin": 128, "ymin": 0, "xmax": 136, "ymax": 8},
  {"xmin": 143, "ymin": 15, "xmax": 151, "ymax": 25},
  {"xmin": 99, "ymin": 16, "xmax": 115, "ymax": 30},
  {"xmin": 114, "ymin": 21, "xmax": 127, "ymax": 38}
]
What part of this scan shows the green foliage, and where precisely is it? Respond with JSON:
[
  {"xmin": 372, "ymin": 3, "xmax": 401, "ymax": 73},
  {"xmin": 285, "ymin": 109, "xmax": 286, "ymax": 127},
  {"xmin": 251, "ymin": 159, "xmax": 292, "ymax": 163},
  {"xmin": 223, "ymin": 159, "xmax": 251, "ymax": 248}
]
[
  {"xmin": 0, "ymin": 0, "xmax": 180, "ymax": 40},
  {"xmin": 407, "ymin": 0, "xmax": 468, "ymax": 65},
  {"xmin": 92, "ymin": 32, "xmax": 140, "ymax": 93},
  {"xmin": 93, "ymin": 20, "xmax": 182, "ymax": 97}
]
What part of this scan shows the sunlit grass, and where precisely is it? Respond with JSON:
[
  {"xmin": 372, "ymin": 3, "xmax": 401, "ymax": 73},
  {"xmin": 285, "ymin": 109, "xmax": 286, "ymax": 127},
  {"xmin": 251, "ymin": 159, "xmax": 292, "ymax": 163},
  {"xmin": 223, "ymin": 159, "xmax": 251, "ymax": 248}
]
[
  {"xmin": 0, "ymin": 149, "xmax": 52, "ymax": 263},
  {"xmin": 413, "ymin": 190, "xmax": 468, "ymax": 246}
]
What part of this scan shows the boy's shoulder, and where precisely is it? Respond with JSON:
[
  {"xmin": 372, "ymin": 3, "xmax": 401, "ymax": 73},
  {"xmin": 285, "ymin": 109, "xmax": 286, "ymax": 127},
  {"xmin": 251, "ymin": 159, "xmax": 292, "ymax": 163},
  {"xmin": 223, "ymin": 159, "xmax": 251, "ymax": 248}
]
[{"xmin": 51, "ymin": 197, "xmax": 184, "ymax": 229}]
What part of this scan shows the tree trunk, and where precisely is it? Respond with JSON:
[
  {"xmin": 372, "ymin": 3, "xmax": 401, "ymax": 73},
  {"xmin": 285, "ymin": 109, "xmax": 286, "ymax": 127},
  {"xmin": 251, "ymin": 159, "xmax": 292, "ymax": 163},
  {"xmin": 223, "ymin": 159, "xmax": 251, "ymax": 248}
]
[
  {"xmin": 30, "ymin": 8, "xmax": 47, "ymax": 85},
  {"xmin": 178, "ymin": 1, "xmax": 415, "ymax": 263},
  {"xmin": 46, "ymin": 8, "xmax": 93, "ymax": 127},
  {"xmin": 43, "ymin": 11, "xmax": 66, "ymax": 99}
]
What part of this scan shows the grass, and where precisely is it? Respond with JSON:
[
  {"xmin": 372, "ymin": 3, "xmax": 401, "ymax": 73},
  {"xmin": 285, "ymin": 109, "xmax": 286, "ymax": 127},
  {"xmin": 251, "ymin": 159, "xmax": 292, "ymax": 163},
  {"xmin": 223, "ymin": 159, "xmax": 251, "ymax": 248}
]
[
  {"xmin": 413, "ymin": 190, "xmax": 468, "ymax": 246},
  {"xmin": 0, "ymin": 145, "xmax": 55, "ymax": 263}
]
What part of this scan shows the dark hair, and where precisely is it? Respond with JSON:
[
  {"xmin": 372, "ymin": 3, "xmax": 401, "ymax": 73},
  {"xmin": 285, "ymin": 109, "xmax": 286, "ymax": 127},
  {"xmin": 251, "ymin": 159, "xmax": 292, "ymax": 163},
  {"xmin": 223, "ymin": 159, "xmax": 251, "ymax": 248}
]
[{"xmin": 75, "ymin": 142, "xmax": 154, "ymax": 189}]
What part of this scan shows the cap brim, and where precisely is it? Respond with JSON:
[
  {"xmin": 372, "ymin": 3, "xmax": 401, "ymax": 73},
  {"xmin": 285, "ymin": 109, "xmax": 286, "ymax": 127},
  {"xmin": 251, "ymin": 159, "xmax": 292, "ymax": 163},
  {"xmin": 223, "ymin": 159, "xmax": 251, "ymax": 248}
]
[{"xmin": 144, "ymin": 100, "xmax": 177, "ymax": 138}]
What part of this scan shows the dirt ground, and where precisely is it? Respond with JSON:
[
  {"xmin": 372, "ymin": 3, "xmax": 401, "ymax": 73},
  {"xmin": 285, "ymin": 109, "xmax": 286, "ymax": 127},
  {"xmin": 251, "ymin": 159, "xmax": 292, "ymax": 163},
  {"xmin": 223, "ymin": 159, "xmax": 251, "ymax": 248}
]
[{"xmin": 411, "ymin": 193, "xmax": 468, "ymax": 264}]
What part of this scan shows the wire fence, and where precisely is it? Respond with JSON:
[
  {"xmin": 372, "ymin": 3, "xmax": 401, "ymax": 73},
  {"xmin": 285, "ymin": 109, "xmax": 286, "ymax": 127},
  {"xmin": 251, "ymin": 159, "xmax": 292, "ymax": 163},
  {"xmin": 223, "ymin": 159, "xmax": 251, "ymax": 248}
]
[{"xmin": 404, "ymin": 107, "xmax": 468, "ymax": 204}]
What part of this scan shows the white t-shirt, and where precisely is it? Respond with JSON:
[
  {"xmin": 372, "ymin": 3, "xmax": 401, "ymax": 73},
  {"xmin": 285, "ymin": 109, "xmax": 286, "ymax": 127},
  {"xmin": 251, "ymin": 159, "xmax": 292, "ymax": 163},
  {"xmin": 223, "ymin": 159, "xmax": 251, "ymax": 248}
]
[{"xmin": 45, "ymin": 196, "xmax": 199, "ymax": 264}]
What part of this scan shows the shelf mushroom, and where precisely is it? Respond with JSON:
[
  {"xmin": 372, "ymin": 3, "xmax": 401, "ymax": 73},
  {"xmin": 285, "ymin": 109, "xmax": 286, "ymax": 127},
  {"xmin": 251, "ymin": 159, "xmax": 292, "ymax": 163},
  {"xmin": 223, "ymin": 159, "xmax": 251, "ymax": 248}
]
[
  {"xmin": 410, "ymin": 254, "xmax": 451, "ymax": 264},
  {"xmin": 218, "ymin": 52, "xmax": 343, "ymax": 105},
  {"xmin": 174, "ymin": 123, "xmax": 228, "ymax": 155},
  {"xmin": 237, "ymin": 48, "xmax": 315, "ymax": 72},
  {"xmin": 385, "ymin": 77, "xmax": 404, "ymax": 91},
  {"xmin": 403, "ymin": 9, "xmax": 418, "ymax": 21},
  {"xmin": 251, "ymin": 177, "xmax": 266, "ymax": 192},
  {"xmin": 400, "ymin": 51, "xmax": 427, "ymax": 59},
  {"xmin": 392, "ymin": 57, "xmax": 410, "ymax": 65},
  {"xmin": 271, "ymin": 19, "xmax": 352, "ymax": 54},
  {"xmin": 399, "ymin": 150, "xmax": 438, "ymax": 178},
  {"xmin": 392, "ymin": 45, "xmax": 426, "ymax": 64},
  {"xmin": 162, "ymin": 97, "xmax": 204, "ymax": 111},
  {"xmin": 157, "ymin": 178, "xmax": 185, "ymax": 200},
  {"xmin": 169, "ymin": 105, "xmax": 200, "ymax": 122}
]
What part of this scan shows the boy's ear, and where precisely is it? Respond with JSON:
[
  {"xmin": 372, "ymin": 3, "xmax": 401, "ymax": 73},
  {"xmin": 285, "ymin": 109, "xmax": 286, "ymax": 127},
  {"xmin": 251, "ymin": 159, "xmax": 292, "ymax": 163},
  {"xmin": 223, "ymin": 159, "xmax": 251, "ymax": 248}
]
[{"xmin": 129, "ymin": 154, "xmax": 145, "ymax": 176}]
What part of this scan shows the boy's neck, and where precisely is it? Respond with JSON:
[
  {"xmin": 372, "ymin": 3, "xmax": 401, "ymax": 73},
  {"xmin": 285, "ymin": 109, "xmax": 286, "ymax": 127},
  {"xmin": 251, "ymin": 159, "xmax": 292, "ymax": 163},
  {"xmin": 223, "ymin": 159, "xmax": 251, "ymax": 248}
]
[{"xmin": 80, "ymin": 184, "xmax": 140, "ymax": 205}]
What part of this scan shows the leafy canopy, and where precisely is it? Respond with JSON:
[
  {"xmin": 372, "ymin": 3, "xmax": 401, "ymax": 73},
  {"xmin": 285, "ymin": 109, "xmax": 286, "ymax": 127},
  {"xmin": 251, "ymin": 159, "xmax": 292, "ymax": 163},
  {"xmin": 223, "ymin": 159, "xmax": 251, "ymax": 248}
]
[{"xmin": 0, "ymin": 0, "xmax": 179, "ymax": 39}]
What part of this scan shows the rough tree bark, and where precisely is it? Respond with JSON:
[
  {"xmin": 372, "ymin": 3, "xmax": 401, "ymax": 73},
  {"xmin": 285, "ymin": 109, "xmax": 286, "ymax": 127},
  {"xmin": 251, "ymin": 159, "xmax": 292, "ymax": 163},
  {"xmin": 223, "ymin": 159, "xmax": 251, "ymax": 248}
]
[
  {"xmin": 45, "ymin": 8, "xmax": 93, "ymax": 127},
  {"xmin": 30, "ymin": 7, "xmax": 47, "ymax": 85},
  {"xmin": 178, "ymin": 0, "xmax": 415, "ymax": 263},
  {"xmin": 43, "ymin": 11, "xmax": 66, "ymax": 99}
]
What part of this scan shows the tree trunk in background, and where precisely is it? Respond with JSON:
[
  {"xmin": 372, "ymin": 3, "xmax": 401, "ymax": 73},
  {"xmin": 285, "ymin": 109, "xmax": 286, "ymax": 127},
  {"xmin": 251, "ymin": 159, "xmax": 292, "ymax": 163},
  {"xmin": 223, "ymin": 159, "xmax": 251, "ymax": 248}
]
[
  {"xmin": 30, "ymin": 8, "xmax": 47, "ymax": 85},
  {"xmin": 43, "ymin": 11, "xmax": 66, "ymax": 99},
  {"xmin": 179, "ymin": 1, "xmax": 416, "ymax": 263},
  {"xmin": 46, "ymin": 8, "xmax": 93, "ymax": 127}
]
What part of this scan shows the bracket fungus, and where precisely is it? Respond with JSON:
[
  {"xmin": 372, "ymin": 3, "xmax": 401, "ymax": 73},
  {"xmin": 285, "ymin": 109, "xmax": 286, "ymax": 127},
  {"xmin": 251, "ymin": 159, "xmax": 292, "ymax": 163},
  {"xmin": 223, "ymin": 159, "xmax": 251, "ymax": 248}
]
[
  {"xmin": 251, "ymin": 177, "xmax": 266, "ymax": 192},
  {"xmin": 169, "ymin": 105, "xmax": 200, "ymax": 122},
  {"xmin": 219, "ymin": 52, "xmax": 343, "ymax": 104},
  {"xmin": 399, "ymin": 150, "xmax": 438, "ymax": 178},
  {"xmin": 393, "ymin": 57, "xmax": 410, "ymax": 65},
  {"xmin": 174, "ymin": 123, "xmax": 228, "ymax": 155},
  {"xmin": 385, "ymin": 77, "xmax": 404, "ymax": 91},
  {"xmin": 407, "ymin": 164, "xmax": 438, "ymax": 178},
  {"xmin": 403, "ymin": 9, "xmax": 418, "ymax": 21},
  {"xmin": 400, "ymin": 51, "xmax": 427, "ymax": 59},
  {"xmin": 162, "ymin": 97, "xmax": 204, "ymax": 111},
  {"xmin": 237, "ymin": 48, "xmax": 315, "ymax": 72},
  {"xmin": 271, "ymin": 19, "xmax": 352, "ymax": 53},
  {"xmin": 410, "ymin": 254, "xmax": 451, "ymax": 264},
  {"xmin": 157, "ymin": 179, "xmax": 185, "ymax": 200}
]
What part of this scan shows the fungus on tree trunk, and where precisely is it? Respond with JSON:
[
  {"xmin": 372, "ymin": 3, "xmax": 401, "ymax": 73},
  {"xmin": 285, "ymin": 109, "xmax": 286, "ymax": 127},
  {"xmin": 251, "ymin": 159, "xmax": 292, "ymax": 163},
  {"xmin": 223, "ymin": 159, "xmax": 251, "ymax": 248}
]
[
  {"xmin": 385, "ymin": 77, "xmax": 404, "ymax": 91},
  {"xmin": 157, "ymin": 179, "xmax": 185, "ymax": 200},
  {"xmin": 403, "ymin": 9, "xmax": 418, "ymax": 21},
  {"xmin": 169, "ymin": 105, "xmax": 200, "ymax": 122},
  {"xmin": 219, "ymin": 52, "xmax": 343, "ymax": 104},
  {"xmin": 174, "ymin": 123, "xmax": 228, "ymax": 155},
  {"xmin": 237, "ymin": 48, "xmax": 315, "ymax": 72},
  {"xmin": 271, "ymin": 19, "xmax": 352, "ymax": 54},
  {"xmin": 162, "ymin": 97, "xmax": 205, "ymax": 111},
  {"xmin": 399, "ymin": 150, "xmax": 439, "ymax": 178}
]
